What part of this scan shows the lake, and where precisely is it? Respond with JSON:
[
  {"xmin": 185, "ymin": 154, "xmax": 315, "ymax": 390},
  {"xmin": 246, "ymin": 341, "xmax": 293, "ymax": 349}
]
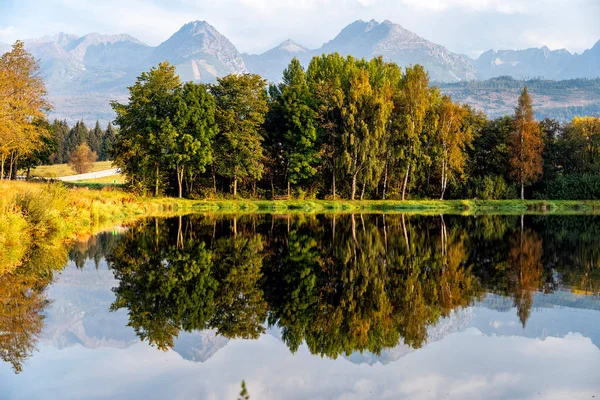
[{"xmin": 1, "ymin": 213, "xmax": 599, "ymax": 399}]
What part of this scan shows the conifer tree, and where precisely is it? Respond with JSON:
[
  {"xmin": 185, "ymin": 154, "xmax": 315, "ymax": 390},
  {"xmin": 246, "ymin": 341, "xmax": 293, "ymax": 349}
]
[
  {"xmin": 100, "ymin": 123, "xmax": 116, "ymax": 162},
  {"xmin": 269, "ymin": 58, "xmax": 320, "ymax": 196},
  {"xmin": 509, "ymin": 87, "xmax": 543, "ymax": 199}
]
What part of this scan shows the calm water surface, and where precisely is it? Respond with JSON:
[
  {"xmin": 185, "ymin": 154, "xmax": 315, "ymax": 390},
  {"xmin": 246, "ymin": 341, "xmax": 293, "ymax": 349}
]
[{"xmin": 1, "ymin": 214, "xmax": 600, "ymax": 399}]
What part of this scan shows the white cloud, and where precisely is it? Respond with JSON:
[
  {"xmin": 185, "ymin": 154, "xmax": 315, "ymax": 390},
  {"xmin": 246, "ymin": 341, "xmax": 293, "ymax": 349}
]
[
  {"xmin": 1, "ymin": 0, "xmax": 598, "ymax": 55},
  {"xmin": 0, "ymin": 26, "xmax": 16, "ymax": 40}
]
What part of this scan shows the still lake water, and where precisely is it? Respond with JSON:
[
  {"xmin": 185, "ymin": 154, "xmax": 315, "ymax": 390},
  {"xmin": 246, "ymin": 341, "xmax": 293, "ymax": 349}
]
[{"xmin": 1, "ymin": 213, "xmax": 600, "ymax": 399}]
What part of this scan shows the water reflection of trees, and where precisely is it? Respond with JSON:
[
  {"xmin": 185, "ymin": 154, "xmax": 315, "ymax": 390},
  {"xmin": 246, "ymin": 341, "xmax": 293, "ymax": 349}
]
[
  {"xmin": 0, "ymin": 244, "xmax": 68, "ymax": 373},
  {"xmin": 109, "ymin": 214, "xmax": 485, "ymax": 358},
  {"xmin": 3, "ymin": 212, "xmax": 600, "ymax": 373}
]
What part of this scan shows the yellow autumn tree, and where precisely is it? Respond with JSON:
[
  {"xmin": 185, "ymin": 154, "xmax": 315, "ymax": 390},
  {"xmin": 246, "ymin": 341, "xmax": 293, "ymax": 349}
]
[
  {"xmin": 435, "ymin": 96, "xmax": 474, "ymax": 200},
  {"xmin": 509, "ymin": 87, "xmax": 543, "ymax": 199},
  {"xmin": 0, "ymin": 40, "xmax": 51, "ymax": 180}
]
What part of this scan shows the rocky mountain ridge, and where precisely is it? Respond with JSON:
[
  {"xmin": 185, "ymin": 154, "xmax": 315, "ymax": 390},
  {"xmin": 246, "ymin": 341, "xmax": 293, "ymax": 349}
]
[{"xmin": 2, "ymin": 19, "xmax": 598, "ymax": 124}]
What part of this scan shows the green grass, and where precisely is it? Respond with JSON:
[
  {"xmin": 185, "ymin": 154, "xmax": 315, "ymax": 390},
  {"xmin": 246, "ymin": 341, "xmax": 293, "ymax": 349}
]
[
  {"xmin": 159, "ymin": 198, "xmax": 600, "ymax": 215},
  {"xmin": 29, "ymin": 161, "xmax": 114, "ymax": 178},
  {"xmin": 3, "ymin": 181, "xmax": 600, "ymax": 274}
]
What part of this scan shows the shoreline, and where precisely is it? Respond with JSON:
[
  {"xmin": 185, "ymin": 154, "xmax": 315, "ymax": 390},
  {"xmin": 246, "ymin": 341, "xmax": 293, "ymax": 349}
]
[{"xmin": 2, "ymin": 181, "xmax": 600, "ymax": 273}]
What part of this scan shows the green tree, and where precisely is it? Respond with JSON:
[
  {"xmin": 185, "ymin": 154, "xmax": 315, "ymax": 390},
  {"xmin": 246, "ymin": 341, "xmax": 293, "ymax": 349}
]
[
  {"xmin": 50, "ymin": 119, "xmax": 70, "ymax": 164},
  {"xmin": 66, "ymin": 121, "xmax": 89, "ymax": 159},
  {"xmin": 169, "ymin": 82, "xmax": 218, "ymax": 198},
  {"xmin": 211, "ymin": 74, "xmax": 268, "ymax": 197},
  {"xmin": 100, "ymin": 122, "xmax": 116, "ymax": 162},
  {"xmin": 340, "ymin": 58, "xmax": 394, "ymax": 200},
  {"xmin": 268, "ymin": 58, "xmax": 320, "ymax": 196},
  {"xmin": 306, "ymin": 53, "xmax": 347, "ymax": 198},
  {"xmin": 111, "ymin": 62, "xmax": 182, "ymax": 195},
  {"xmin": 88, "ymin": 120, "xmax": 103, "ymax": 156}
]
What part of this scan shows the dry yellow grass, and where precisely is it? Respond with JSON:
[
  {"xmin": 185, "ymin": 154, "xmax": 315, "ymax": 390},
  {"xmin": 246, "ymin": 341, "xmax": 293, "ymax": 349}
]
[
  {"xmin": 29, "ymin": 161, "xmax": 114, "ymax": 178},
  {"xmin": 0, "ymin": 181, "xmax": 195, "ymax": 273},
  {"xmin": 75, "ymin": 174, "xmax": 126, "ymax": 184}
]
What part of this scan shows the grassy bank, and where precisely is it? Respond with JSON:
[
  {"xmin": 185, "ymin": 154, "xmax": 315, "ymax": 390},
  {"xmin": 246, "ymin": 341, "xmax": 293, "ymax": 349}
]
[
  {"xmin": 3, "ymin": 181, "xmax": 600, "ymax": 272},
  {"xmin": 0, "ymin": 181, "xmax": 199, "ymax": 273}
]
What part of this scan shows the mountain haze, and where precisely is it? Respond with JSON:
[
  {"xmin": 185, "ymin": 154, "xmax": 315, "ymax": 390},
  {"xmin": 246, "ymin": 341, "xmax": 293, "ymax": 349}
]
[
  {"xmin": 1, "ymin": 19, "xmax": 598, "ymax": 124},
  {"xmin": 243, "ymin": 39, "xmax": 309, "ymax": 82},
  {"xmin": 472, "ymin": 46, "xmax": 574, "ymax": 80}
]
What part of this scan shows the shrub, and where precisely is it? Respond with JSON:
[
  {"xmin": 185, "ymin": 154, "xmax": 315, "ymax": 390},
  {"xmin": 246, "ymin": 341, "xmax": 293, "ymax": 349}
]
[
  {"xmin": 535, "ymin": 174, "xmax": 600, "ymax": 200},
  {"xmin": 69, "ymin": 144, "xmax": 98, "ymax": 174},
  {"xmin": 471, "ymin": 176, "xmax": 517, "ymax": 200}
]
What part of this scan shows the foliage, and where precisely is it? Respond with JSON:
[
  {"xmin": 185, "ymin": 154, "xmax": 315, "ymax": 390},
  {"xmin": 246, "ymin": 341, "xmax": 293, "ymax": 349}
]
[
  {"xmin": 211, "ymin": 74, "xmax": 269, "ymax": 197},
  {"xmin": 509, "ymin": 87, "xmax": 544, "ymax": 199},
  {"xmin": 0, "ymin": 41, "xmax": 51, "ymax": 180},
  {"xmin": 68, "ymin": 143, "xmax": 98, "ymax": 174}
]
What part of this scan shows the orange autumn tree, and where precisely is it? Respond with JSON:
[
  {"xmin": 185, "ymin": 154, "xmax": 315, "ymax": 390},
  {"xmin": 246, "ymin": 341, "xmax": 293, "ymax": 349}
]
[
  {"xmin": 509, "ymin": 87, "xmax": 543, "ymax": 199},
  {"xmin": 0, "ymin": 41, "xmax": 51, "ymax": 180}
]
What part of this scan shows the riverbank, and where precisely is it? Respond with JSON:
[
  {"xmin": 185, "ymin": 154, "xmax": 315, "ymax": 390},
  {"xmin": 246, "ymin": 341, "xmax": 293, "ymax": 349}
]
[
  {"xmin": 0, "ymin": 182, "xmax": 197, "ymax": 273},
  {"xmin": 3, "ymin": 181, "xmax": 600, "ymax": 272},
  {"xmin": 187, "ymin": 198, "xmax": 600, "ymax": 214}
]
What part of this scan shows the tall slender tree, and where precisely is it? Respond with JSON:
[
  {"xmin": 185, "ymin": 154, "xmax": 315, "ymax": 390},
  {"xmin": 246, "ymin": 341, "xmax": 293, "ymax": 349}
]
[
  {"xmin": 434, "ymin": 96, "xmax": 474, "ymax": 200},
  {"xmin": 100, "ymin": 122, "xmax": 116, "ymax": 162},
  {"xmin": 394, "ymin": 65, "xmax": 434, "ymax": 200},
  {"xmin": 269, "ymin": 58, "xmax": 320, "ymax": 196},
  {"xmin": 509, "ymin": 87, "xmax": 543, "ymax": 199}
]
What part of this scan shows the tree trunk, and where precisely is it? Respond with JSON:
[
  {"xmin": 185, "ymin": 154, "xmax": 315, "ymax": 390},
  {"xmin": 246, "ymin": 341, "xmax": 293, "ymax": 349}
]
[
  {"xmin": 287, "ymin": 179, "xmax": 290, "ymax": 198},
  {"xmin": 521, "ymin": 181, "xmax": 524, "ymax": 200},
  {"xmin": 401, "ymin": 164, "xmax": 410, "ymax": 201},
  {"xmin": 0, "ymin": 155, "xmax": 5, "ymax": 181},
  {"xmin": 382, "ymin": 161, "xmax": 388, "ymax": 200},
  {"xmin": 233, "ymin": 177, "xmax": 237, "ymax": 197},
  {"xmin": 360, "ymin": 179, "xmax": 366, "ymax": 201},
  {"xmin": 440, "ymin": 158, "xmax": 447, "ymax": 200},
  {"xmin": 212, "ymin": 169, "xmax": 217, "ymax": 195},
  {"xmin": 332, "ymin": 166, "xmax": 336, "ymax": 199},
  {"xmin": 155, "ymin": 164, "xmax": 159, "ymax": 197},
  {"xmin": 351, "ymin": 173, "xmax": 357, "ymax": 201},
  {"xmin": 176, "ymin": 165, "xmax": 184, "ymax": 198}
]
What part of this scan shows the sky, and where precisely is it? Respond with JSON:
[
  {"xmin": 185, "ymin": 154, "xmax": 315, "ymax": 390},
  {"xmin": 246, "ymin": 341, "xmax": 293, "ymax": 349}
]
[{"xmin": 0, "ymin": 0, "xmax": 599, "ymax": 57}]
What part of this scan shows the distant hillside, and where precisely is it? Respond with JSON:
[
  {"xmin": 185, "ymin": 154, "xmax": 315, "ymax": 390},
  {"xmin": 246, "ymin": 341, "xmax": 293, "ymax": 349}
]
[
  {"xmin": 1, "ymin": 19, "xmax": 599, "ymax": 125},
  {"xmin": 439, "ymin": 76, "xmax": 600, "ymax": 121},
  {"xmin": 471, "ymin": 40, "xmax": 600, "ymax": 81}
]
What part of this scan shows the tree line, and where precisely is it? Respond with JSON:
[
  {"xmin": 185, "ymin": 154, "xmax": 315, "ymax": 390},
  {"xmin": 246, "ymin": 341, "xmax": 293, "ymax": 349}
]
[
  {"xmin": 109, "ymin": 56, "xmax": 600, "ymax": 200},
  {"xmin": 2, "ymin": 40, "xmax": 600, "ymax": 199},
  {"xmin": 50, "ymin": 119, "xmax": 116, "ymax": 165}
]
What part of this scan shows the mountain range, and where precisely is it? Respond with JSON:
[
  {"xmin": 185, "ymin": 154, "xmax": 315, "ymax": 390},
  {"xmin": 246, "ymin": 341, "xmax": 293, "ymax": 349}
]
[{"xmin": 1, "ymin": 19, "xmax": 599, "ymax": 124}]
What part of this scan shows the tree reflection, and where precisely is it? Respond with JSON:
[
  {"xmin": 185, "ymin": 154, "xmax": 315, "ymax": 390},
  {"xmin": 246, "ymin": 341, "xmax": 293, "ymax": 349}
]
[
  {"xmin": 0, "ymin": 243, "xmax": 67, "ymax": 373},
  {"xmin": 5, "ymin": 211, "xmax": 600, "ymax": 374},
  {"xmin": 108, "ymin": 214, "xmax": 484, "ymax": 358},
  {"xmin": 507, "ymin": 219, "xmax": 544, "ymax": 327},
  {"xmin": 109, "ymin": 216, "xmax": 267, "ymax": 350}
]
